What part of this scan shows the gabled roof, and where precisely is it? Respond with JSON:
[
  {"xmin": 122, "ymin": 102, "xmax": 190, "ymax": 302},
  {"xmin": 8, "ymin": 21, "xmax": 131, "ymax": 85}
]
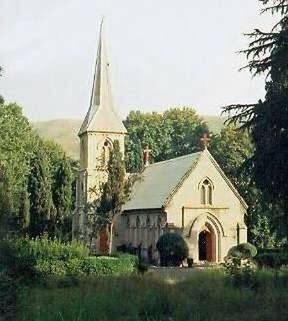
[
  {"xmin": 123, "ymin": 149, "xmax": 248, "ymax": 212},
  {"xmin": 123, "ymin": 152, "xmax": 202, "ymax": 211},
  {"xmin": 79, "ymin": 20, "xmax": 127, "ymax": 136}
]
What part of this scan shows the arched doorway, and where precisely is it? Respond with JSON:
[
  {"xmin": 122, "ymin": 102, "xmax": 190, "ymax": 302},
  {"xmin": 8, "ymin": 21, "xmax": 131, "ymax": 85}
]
[
  {"xmin": 99, "ymin": 227, "xmax": 109, "ymax": 253},
  {"xmin": 198, "ymin": 225, "xmax": 214, "ymax": 261}
]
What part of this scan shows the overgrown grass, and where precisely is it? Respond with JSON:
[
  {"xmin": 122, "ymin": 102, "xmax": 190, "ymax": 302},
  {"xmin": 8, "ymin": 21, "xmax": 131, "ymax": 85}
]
[{"xmin": 20, "ymin": 269, "xmax": 288, "ymax": 321}]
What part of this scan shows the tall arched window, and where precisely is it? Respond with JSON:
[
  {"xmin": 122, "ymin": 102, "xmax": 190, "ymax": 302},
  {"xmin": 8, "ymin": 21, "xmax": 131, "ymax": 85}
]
[
  {"xmin": 101, "ymin": 140, "xmax": 111, "ymax": 166},
  {"xmin": 200, "ymin": 179, "xmax": 213, "ymax": 205}
]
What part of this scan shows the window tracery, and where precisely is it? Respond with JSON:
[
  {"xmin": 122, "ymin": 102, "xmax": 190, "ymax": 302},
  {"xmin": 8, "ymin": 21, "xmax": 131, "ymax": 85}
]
[{"xmin": 200, "ymin": 178, "xmax": 213, "ymax": 205}]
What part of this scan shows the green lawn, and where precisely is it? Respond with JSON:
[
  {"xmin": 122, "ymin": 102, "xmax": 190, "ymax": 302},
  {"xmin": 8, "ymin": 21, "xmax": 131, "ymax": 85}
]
[{"xmin": 20, "ymin": 269, "xmax": 288, "ymax": 321}]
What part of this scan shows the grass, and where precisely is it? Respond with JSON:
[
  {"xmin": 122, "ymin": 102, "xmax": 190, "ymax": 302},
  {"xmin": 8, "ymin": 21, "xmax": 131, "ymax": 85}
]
[{"xmin": 20, "ymin": 269, "xmax": 288, "ymax": 321}]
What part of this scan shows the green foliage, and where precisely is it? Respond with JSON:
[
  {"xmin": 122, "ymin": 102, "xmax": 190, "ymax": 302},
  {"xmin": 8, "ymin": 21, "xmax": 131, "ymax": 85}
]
[
  {"xmin": 223, "ymin": 0, "xmax": 288, "ymax": 231},
  {"xmin": 0, "ymin": 237, "xmax": 139, "ymax": 280},
  {"xmin": 156, "ymin": 233, "xmax": 188, "ymax": 266},
  {"xmin": 83, "ymin": 254, "xmax": 138, "ymax": 277},
  {"xmin": 228, "ymin": 243, "xmax": 258, "ymax": 259},
  {"xmin": 0, "ymin": 238, "xmax": 89, "ymax": 279},
  {"xmin": 28, "ymin": 143, "xmax": 53, "ymax": 236},
  {"xmin": 0, "ymin": 102, "xmax": 73, "ymax": 239},
  {"xmin": 256, "ymin": 251, "xmax": 288, "ymax": 269},
  {"xmin": 21, "ymin": 270, "xmax": 288, "ymax": 321},
  {"xmin": 0, "ymin": 103, "xmax": 36, "ymax": 235},
  {"xmin": 124, "ymin": 108, "xmax": 209, "ymax": 172},
  {"xmin": 0, "ymin": 271, "xmax": 22, "ymax": 321},
  {"xmin": 90, "ymin": 140, "xmax": 127, "ymax": 252},
  {"xmin": 0, "ymin": 238, "xmax": 37, "ymax": 281},
  {"xmin": 225, "ymin": 243, "xmax": 258, "ymax": 288}
]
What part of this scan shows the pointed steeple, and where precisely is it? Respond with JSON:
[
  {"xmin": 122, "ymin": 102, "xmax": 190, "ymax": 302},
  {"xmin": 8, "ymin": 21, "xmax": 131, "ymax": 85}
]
[{"xmin": 79, "ymin": 19, "xmax": 127, "ymax": 136}]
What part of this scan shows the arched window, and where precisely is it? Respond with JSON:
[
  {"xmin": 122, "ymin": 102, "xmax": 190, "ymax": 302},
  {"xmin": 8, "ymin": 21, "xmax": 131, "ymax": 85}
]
[
  {"xmin": 101, "ymin": 140, "xmax": 111, "ymax": 167},
  {"xmin": 201, "ymin": 185, "xmax": 206, "ymax": 204},
  {"xmin": 208, "ymin": 185, "xmax": 213, "ymax": 205},
  {"xmin": 200, "ymin": 179, "xmax": 213, "ymax": 205}
]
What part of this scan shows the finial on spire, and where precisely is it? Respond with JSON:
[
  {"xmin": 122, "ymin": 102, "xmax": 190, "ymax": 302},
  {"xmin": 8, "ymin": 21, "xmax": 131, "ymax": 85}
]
[
  {"xmin": 200, "ymin": 133, "xmax": 211, "ymax": 150},
  {"xmin": 143, "ymin": 145, "xmax": 152, "ymax": 167}
]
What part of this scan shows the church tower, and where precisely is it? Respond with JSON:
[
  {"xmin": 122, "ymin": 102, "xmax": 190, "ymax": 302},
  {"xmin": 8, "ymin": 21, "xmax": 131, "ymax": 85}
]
[{"xmin": 73, "ymin": 20, "xmax": 127, "ymax": 238}]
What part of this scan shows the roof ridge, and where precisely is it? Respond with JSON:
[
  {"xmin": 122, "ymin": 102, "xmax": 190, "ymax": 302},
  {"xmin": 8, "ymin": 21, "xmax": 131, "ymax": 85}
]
[{"xmin": 148, "ymin": 151, "xmax": 202, "ymax": 168}]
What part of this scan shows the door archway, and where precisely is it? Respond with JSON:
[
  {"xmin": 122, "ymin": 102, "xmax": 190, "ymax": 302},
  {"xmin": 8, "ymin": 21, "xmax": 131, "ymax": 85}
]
[{"xmin": 198, "ymin": 224, "xmax": 215, "ymax": 262}]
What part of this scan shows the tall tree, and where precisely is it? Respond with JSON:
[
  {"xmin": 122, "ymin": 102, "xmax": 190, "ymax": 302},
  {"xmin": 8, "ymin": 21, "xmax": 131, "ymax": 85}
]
[
  {"xmin": 223, "ymin": 0, "xmax": 288, "ymax": 232},
  {"xmin": 28, "ymin": 142, "xmax": 53, "ymax": 236},
  {"xmin": 0, "ymin": 102, "xmax": 35, "ymax": 235},
  {"xmin": 95, "ymin": 140, "xmax": 126, "ymax": 253},
  {"xmin": 124, "ymin": 107, "xmax": 208, "ymax": 172}
]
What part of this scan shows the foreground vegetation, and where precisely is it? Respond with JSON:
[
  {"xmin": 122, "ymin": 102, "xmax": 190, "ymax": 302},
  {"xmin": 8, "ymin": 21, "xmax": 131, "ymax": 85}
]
[{"xmin": 19, "ymin": 269, "xmax": 288, "ymax": 321}]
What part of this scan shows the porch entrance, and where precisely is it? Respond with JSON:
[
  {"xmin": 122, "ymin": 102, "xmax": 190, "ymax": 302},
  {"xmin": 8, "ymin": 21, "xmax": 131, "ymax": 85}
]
[
  {"xmin": 198, "ymin": 227, "xmax": 213, "ymax": 261},
  {"xmin": 99, "ymin": 228, "xmax": 109, "ymax": 253}
]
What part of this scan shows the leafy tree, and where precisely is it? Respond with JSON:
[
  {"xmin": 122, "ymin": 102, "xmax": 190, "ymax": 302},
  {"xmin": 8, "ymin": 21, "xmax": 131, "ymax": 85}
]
[
  {"xmin": 42, "ymin": 141, "xmax": 73, "ymax": 237},
  {"xmin": 124, "ymin": 107, "xmax": 208, "ymax": 172},
  {"xmin": 0, "ymin": 103, "xmax": 35, "ymax": 235},
  {"xmin": 94, "ymin": 140, "xmax": 126, "ymax": 253},
  {"xmin": 223, "ymin": 0, "xmax": 288, "ymax": 233},
  {"xmin": 28, "ymin": 142, "xmax": 53, "ymax": 236}
]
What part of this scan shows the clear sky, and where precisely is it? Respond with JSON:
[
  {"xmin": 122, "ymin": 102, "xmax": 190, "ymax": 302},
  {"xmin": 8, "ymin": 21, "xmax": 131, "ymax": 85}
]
[{"xmin": 0, "ymin": 0, "xmax": 275, "ymax": 121}]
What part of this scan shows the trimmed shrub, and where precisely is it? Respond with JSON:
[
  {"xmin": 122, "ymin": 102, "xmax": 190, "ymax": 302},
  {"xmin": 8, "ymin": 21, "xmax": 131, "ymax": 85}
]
[
  {"xmin": 228, "ymin": 243, "xmax": 257, "ymax": 260},
  {"xmin": 83, "ymin": 254, "xmax": 138, "ymax": 276},
  {"xmin": 156, "ymin": 233, "xmax": 188, "ymax": 266}
]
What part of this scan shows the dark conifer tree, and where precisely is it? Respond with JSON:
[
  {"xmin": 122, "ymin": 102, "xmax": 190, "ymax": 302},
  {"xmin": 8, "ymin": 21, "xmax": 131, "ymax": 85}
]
[
  {"xmin": 96, "ymin": 140, "xmax": 126, "ymax": 253},
  {"xmin": 223, "ymin": 0, "xmax": 288, "ymax": 233},
  {"xmin": 28, "ymin": 145, "xmax": 53, "ymax": 236}
]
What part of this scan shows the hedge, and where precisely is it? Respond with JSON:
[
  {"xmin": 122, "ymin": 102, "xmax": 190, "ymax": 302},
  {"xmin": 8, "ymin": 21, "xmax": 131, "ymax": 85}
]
[
  {"xmin": 83, "ymin": 255, "xmax": 138, "ymax": 277},
  {"xmin": 0, "ymin": 238, "xmax": 139, "ymax": 279}
]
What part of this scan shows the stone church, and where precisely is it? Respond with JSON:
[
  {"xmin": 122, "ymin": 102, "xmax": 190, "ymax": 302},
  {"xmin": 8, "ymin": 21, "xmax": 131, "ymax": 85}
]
[{"xmin": 73, "ymin": 22, "xmax": 247, "ymax": 263}]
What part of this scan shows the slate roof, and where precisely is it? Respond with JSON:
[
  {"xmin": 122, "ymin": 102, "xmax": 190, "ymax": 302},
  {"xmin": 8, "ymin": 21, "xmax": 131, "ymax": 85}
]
[
  {"xmin": 79, "ymin": 21, "xmax": 127, "ymax": 136},
  {"xmin": 123, "ymin": 152, "xmax": 202, "ymax": 211}
]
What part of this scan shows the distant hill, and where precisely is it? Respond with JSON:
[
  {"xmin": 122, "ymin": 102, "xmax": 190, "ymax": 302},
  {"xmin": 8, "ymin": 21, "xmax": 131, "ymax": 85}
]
[
  {"xmin": 32, "ymin": 115, "xmax": 225, "ymax": 160},
  {"xmin": 202, "ymin": 115, "xmax": 226, "ymax": 133},
  {"xmin": 33, "ymin": 119, "xmax": 81, "ymax": 160}
]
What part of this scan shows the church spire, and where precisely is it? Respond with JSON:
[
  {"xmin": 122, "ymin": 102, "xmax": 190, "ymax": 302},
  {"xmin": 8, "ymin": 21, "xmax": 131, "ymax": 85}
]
[{"xmin": 79, "ymin": 19, "xmax": 127, "ymax": 136}]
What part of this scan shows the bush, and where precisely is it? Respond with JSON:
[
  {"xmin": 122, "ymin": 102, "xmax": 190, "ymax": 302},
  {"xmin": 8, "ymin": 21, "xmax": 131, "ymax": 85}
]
[
  {"xmin": 225, "ymin": 243, "xmax": 257, "ymax": 288},
  {"xmin": 0, "ymin": 271, "xmax": 22, "ymax": 321},
  {"xmin": 0, "ymin": 237, "xmax": 89, "ymax": 280},
  {"xmin": 83, "ymin": 254, "xmax": 138, "ymax": 277},
  {"xmin": 256, "ymin": 252, "xmax": 288, "ymax": 269},
  {"xmin": 228, "ymin": 243, "xmax": 257, "ymax": 260},
  {"xmin": 156, "ymin": 233, "xmax": 188, "ymax": 266},
  {"xmin": 0, "ymin": 239, "xmax": 37, "ymax": 281}
]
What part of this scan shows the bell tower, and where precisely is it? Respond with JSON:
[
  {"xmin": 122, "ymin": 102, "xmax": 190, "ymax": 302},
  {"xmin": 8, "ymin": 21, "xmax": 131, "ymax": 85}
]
[{"xmin": 73, "ymin": 20, "xmax": 127, "ymax": 238}]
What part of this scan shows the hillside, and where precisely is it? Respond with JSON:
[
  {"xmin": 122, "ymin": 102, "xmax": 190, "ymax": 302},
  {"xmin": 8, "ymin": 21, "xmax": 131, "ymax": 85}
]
[{"xmin": 33, "ymin": 115, "xmax": 225, "ymax": 160}]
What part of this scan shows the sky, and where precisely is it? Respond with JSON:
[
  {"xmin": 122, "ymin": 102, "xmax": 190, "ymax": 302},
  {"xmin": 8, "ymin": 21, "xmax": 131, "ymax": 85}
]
[{"xmin": 0, "ymin": 0, "xmax": 275, "ymax": 121}]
